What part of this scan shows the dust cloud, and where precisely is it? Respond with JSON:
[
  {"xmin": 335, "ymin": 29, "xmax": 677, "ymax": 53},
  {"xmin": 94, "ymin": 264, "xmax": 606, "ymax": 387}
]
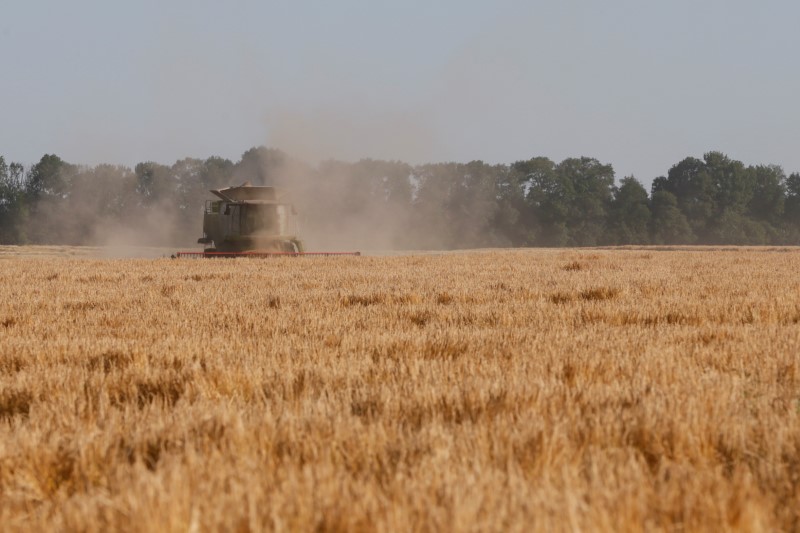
[
  {"xmin": 253, "ymin": 106, "xmax": 462, "ymax": 252},
  {"xmin": 234, "ymin": 150, "xmax": 420, "ymax": 253},
  {"xmin": 17, "ymin": 104, "xmax": 507, "ymax": 255}
]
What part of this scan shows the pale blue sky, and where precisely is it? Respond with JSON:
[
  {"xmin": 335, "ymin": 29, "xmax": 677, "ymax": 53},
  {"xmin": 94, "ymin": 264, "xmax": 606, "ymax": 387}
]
[{"xmin": 2, "ymin": 0, "xmax": 799, "ymax": 186}]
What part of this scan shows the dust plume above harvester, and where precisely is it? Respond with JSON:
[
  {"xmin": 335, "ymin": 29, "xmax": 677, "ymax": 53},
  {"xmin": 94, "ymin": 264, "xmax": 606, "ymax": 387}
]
[{"xmin": 176, "ymin": 182, "xmax": 360, "ymax": 258}]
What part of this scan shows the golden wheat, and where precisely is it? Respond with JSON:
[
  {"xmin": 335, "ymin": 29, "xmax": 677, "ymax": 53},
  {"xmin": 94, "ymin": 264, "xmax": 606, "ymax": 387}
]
[{"xmin": 1, "ymin": 247, "xmax": 799, "ymax": 532}]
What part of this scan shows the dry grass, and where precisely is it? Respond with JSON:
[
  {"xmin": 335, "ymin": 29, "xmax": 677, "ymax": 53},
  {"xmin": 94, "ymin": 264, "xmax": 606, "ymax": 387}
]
[{"xmin": 1, "ymin": 247, "xmax": 799, "ymax": 532}]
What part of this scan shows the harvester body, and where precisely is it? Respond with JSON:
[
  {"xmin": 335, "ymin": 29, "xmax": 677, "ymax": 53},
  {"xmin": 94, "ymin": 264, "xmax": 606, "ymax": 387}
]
[{"xmin": 197, "ymin": 184, "xmax": 304, "ymax": 253}]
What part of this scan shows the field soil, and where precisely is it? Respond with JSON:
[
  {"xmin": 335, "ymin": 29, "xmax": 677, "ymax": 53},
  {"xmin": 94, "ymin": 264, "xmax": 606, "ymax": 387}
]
[{"xmin": 1, "ymin": 247, "xmax": 799, "ymax": 531}]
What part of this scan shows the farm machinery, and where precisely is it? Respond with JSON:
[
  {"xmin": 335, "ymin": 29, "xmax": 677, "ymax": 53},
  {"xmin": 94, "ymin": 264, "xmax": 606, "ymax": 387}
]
[{"xmin": 175, "ymin": 183, "xmax": 360, "ymax": 258}]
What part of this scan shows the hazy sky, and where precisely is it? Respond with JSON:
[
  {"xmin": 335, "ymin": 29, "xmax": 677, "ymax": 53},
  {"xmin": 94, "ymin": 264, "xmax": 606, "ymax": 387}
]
[{"xmin": 2, "ymin": 0, "xmax": 799, "ymax": 187}]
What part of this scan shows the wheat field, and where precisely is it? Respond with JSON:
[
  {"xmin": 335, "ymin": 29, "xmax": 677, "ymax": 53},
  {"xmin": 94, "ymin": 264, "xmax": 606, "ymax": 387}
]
[{"xmin": 1, "ymin": 247, "xmax": 799, "ymax": 532}]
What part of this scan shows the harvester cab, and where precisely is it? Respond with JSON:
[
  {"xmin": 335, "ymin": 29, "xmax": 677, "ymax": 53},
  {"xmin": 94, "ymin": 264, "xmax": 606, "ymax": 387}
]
[{"xmin": 196, "ymin": 183, "xmax": 304, "ymax": 253}]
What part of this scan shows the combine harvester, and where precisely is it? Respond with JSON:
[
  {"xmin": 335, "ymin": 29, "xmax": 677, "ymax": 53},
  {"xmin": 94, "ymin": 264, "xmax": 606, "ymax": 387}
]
[{"xmin": 176, "ymin": 183, "xmax": 360, "ymax": 258}]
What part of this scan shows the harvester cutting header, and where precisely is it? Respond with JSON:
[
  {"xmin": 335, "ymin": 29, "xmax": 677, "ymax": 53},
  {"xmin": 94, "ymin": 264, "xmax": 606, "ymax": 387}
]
[{"xmin": 176, "ymin": 183, "xmax": 360, "ymax": 258}]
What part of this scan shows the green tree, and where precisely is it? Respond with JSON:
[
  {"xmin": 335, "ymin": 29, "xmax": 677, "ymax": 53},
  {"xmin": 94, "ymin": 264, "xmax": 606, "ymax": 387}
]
[
  {"xmin": 492, "ymin": 163, "xmax": 529, "ymax": 246},
  {"xmin": 233, "ymin": 147, "xmax": 289, "ymax": 186},
  {"xmin": 201, "ymin": 157, "xmax": 235, "ymax": 191},
  {"xmin": 747, "ymin": 165, "xmax": 785, "ymax": 226},
  {"xmin": 452, "ymin": 160, "xmax": 507, "ymax": 248},
  {"xmin": 654, "ymin": 157, "xmax": 714, "ymax": 240},
  {"xmin": 513, "ymin": 157, "xmax": 557, "ymax": 245},
  {"xmin": 650, "ymin": 190, "xmax": 694, "ymax": 244},
  {"xmin": 27, "ymin": 154, "xmax": 71, "ymax": 201},
  {"xmin": 25, "ymin": 154, "xmax": 77, "ymax": 243},
  {"xmin": 607, "ymin": 176, "xmax": 651, "ymax": 244},
  {"xmin": 412, "ymin": 161, "xmax": 505, "ymax": 249},
  {"xmin": 134, "ymin": 161, "xmax": 174, "ymax": 206},
  {"xmin": 0, "ymin": 157, "xmax": 28, "ymax": 244},
  {"xmin": 516, "ymin": 156, "xmax": 614, "ymax": 246},
  {"xmin": 413, "ymin": 163, "xmax": 458, "ymax": 248},
  {"xmin": 704, "ymin": 151, "xmax": 752, "ymax": 217},
  {"xmin": 556, "ymin": 157, "xmax": 614, "ymax": 246},
  {"xmin": 701, "ymin": 152, "xmax": 763, "ymax": 243},
  {"xmin": 711, "ymin": 209, "xmax": 768, "ymax": 244},
  {"xmin": 783, "ymin": 172, "xmax": 800, "ymax": 242}
]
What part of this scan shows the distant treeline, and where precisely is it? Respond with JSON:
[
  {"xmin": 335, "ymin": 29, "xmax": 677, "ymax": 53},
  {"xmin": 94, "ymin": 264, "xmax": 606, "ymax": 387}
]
[{"xmin": 1, "ymin": 147, "xmax": 799, "ymax": 249}]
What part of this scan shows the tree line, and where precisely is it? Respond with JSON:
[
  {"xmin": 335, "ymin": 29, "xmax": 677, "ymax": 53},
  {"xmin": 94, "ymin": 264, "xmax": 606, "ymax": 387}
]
[{"xmin": 1, "ymin": 147, "xmax": 799, "ymax": 249}]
